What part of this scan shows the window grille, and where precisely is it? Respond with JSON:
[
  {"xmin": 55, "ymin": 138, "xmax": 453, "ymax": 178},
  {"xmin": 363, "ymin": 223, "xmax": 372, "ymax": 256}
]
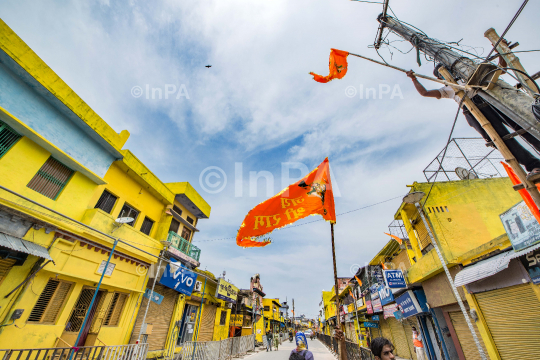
[
  {"xmin": 172, "ymin": 205, "xmax": 182, "ymax": 215},
  {"xmin": 140, "ymin": 217, "xmax": 154, "ymax": 236},
  {"xmin": 187, "ymin": 216, "xmax": 194, "ymax": 225},
  {"xmin": 27, "ymin": 157, "xmax": 74, "ymax": 200},
  {"xmin": 27, "ymin": 279, "xmax": 73, "ymax": 324},
  {"xmin": 220, "ymin": 310, "xmax": 227, "ymax": 326},
  {"xmin": 0, "ymin": 120, "xmax": 21, "ymax": 158},
  {"xmin": 119, "ymin": 203, "xmax": 139, "ymax": 226},
  {"xmin": 104, "ymin": 292, "xmax": 128, "ymax": 326},
  {"xmin": 94, "ymin": 190, "xmax": 118, "ymax": 214}
]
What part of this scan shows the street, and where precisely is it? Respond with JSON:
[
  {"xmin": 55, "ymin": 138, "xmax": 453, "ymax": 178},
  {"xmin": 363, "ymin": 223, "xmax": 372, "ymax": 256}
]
[{"xmin": 248, "ymin": 339, "xmax": 335, "ymax": 360}]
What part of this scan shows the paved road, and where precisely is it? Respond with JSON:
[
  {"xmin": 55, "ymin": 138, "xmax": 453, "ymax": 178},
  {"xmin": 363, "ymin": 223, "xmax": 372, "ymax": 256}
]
[{"xmin": 247, "ymin": 338, "xmax": 335, "ymax": 360}]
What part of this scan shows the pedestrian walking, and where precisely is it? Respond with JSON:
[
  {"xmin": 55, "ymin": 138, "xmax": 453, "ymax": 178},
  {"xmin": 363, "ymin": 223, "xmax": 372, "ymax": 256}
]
[
  {"xmin": 266, "ymin": 330, "xmax": 273, "ymax": 352},
  {"xmin": 370, "ymin": 337, "xmax": 395, "ymax": 360},
  {"xmin": 411, "ymin": 326, "xmax": 426, "ymax": 360},
  {"xmin": 274, "ymin": 332, "xmax": 280, "ymax": 351},
  {"xmin": 289, "ymin": 332, "xmax": 314, "ymax": 360}
]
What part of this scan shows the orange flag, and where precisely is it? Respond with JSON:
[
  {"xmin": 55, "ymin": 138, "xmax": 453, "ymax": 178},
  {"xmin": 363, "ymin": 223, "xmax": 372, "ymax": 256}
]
[
  {"xmin": 236, "ymin": 158, "xmax": 336, "ymax": 247},
  {"xmin": 384, "ymin": 232, "xmax": 403, "ymax": 245},
  {"xmin": 354, "ymin": 275, "xmax": 362, "ymax": 287},
  {"xmin": 501, "ymin": 162, "xmax": 540, "ymax": 224},
  {"xmin": 310, "ymin": 49, "xmax": 349, "ymax": 83}
]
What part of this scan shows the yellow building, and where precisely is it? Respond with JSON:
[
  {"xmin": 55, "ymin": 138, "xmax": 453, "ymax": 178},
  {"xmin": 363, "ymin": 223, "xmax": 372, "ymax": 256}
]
[{"xmin": 0, "ymin": 19, "xmax": 213, "ymax": 354}]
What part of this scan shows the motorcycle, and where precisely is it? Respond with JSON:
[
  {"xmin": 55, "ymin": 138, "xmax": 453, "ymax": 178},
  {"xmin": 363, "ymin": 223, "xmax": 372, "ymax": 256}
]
[{"xmin": 289, "ymin": 335, "xmax": 294, "ymax": 342}]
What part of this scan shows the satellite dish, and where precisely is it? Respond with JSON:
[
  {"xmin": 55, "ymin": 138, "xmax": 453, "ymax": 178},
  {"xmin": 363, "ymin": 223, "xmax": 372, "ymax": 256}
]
[
  {"xmin": 455, "ymin": 167, "xmax": 478, "ymax": 180},
  {"xmin": 115, "ymin": 217, "xmax": 134, "ymax": 224}
]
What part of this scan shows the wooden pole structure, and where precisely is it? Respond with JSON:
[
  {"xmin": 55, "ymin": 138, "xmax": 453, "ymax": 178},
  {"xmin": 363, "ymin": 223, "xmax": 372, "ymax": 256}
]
[
  {"xmin": 438, "ymin": 67, "xmax": 540, "ymax": 208},
  {"xmin": 330, "ymin": 223, "xmax": 347, "ymax": 360}
]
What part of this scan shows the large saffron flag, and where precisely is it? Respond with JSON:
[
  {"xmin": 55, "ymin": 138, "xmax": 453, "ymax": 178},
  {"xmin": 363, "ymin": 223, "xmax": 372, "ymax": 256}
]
[
  {"xmin": 310, "ymin": 49, "xmax": 349, "ymax": 83},
  {"xmin": 236, "ymin": 158, "xmax": 336, "ymax": 247}
]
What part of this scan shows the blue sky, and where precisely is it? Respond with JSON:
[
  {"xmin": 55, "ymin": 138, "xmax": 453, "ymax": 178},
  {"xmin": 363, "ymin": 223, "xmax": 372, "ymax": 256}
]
[{"xmin": 1, "ymin": 0, "xmax": 539, "ymax": 319}]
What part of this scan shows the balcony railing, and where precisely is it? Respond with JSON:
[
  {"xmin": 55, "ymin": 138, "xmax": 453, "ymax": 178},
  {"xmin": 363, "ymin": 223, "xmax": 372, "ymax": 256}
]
[{"xmin": 167, "ymin": 231, "xmax": 201, "ymax": 262}]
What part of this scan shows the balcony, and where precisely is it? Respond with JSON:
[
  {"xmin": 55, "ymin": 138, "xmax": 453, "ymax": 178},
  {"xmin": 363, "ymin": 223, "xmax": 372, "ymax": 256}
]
[{"xmin": 164, "ymin": 231, "xmax": 201, "ymax": 266}]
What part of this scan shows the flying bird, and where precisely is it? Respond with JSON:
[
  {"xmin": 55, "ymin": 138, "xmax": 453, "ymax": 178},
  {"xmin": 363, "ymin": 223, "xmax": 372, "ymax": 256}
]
[{"xmin": 205, "ymin": 65, "xmax": 212, "ymax": 68}]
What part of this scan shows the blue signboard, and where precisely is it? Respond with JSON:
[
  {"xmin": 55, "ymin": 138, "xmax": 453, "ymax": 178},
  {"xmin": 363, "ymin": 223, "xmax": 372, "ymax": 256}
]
[
  {"xmin": 395, "ymin": 290, "xmax": 423, "ymax": 318},
  {"xmin": 363, "ymin": 322, "xmax": 379, "ymax": 328},
  {"xmin": 159, "ymin": 259, "xmax": 197, "ymax": 296},
  {"xmin": 378, "ymin": 285, "xmax": 395, "ymax": 306},
  {"xmin": 383, "ymin": 270, "xmax": 407, "ymax": 288},
  {"xmin": 393, "ymin": 311, "xmax": 403, "ymax": 320},
  {"xmin": 143, "ymin": 288, "xmax": 164, "ymax": 305},
  {"xmin": 371, "ymin": 315, "xmax": 380, "ymax": 321}
]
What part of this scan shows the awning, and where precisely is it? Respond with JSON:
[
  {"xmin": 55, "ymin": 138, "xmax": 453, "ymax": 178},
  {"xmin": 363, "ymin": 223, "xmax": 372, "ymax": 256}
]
[
  {"xmin": 454, "ymin": 243, "xmax": 540, "ymax": 287},
  {"xmin": 166, "ymin": 209, "xmax": 199, "ymax": 232},
  {"xmin": 0, "ymin": 232, "xmax": 53, "ymax": 261}
]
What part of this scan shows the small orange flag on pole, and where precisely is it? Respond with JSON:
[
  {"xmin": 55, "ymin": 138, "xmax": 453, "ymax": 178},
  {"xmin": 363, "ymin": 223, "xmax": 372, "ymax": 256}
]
[
  {"xmin": 384, "ymin": 232, "xmax": 403, "ymax": 245},
  {"xmin": 310, "ymin": 49, "xmax": 349, "ymax": 83},
  {"xmin": 354, "ymin": 275, "xmax": 362, "ymax": 287},
  {"xmin": 236, "ymin": 158, "xmax": 336, "ymax": 247}
]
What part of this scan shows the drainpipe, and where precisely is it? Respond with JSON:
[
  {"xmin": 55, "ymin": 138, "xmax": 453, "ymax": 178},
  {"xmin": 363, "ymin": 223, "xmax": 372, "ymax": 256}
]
[{"xmin": 400, "ymin": 210, "xmax": 423, "ymax": 261}]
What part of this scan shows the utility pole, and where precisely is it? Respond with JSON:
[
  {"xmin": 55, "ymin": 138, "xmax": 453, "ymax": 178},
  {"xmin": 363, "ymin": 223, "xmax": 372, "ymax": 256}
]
[{"xmin": 378, "ymin": 14, "xmax": 540, "ymax": 208}]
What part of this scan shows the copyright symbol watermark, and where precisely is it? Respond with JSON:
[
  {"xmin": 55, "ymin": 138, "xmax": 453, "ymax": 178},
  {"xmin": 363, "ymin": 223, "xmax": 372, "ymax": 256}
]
[
  {"xmin": 350, "ymin": 263, "xmax": 361, "ymax": 275},
  {"xmin": 136, "ymin": 264, "xmax": 148, "ymax": 275},
  {"xmin": 131, "ymin": 86, "xmax": 143, "ymax": 98},
  {"xmin": 345, "ymin": 86, "xmax": 357, "ymax": 98},
  {"xmin": 199, "ymin": 166, "xmax": 227, "ymax": 194}
]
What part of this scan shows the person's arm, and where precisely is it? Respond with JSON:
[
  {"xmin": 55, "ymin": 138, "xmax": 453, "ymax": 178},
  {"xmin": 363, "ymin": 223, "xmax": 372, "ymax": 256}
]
[{"xmin": 406, "ymin": 70, "xmax": 442, "ymax": 99}]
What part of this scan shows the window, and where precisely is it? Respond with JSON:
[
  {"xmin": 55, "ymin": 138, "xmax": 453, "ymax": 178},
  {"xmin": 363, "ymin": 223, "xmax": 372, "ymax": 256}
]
[
  {"xmin": 181, "ymin": 227, "xmax": 192, "ymax": 241},
  {"xmin": 27, "ymin": 279, "xmax": 73, "ymax": 324},
  {"xmin": 186, "ymin": 216, "xmax": 194, "ymax": 225},
  {"xmin": 220, "ymin": 310, "xmax": 227, "ymax": 326},
  {"xmin": 103, "ymin": 292, "xmax": 128, "ymax": 326},
  {"xmin": 169, "ymin": 218, "xmax": 180, "ymax": 233},
  {"xmin": 94, "ymin": 190, "xmax": 118, "ymax": 214},
  {"xmin": 140, "ymin": 217, "xmax": 154, "ymax": 236},
  {"xmin": 119, "ymin": 203, "xmax": 139, "ymax": 226},
  {"xmin": 0, "ymin": 120, "xmax": 21, "ymax": 158},
  {"xmin": 172, "ymin": 205, "xmax": 182, "ymax": 215},
  {"xmin": 27, "ymin": 157, "xmax": 74, "ymax": 200},
  {"xmin": 264, "ymin": 306, "xmax": 270, "ymax": 312}
]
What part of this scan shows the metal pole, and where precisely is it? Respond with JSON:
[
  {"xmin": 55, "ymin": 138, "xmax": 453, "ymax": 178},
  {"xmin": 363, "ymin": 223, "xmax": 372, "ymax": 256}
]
[
  {"xmin": 69, "ymin": 239, "xmax": 118, "ymax": 360},
  {"xmin": 330, "ymin": 223, "xmax": 347, "ymax": 360},
  {"xmin": 351, "ymin": 289, "xmax": 361, "ymax": 345},
  {"xmin": 137, "ymin": 257, "xmax": 163, "ymax": 343},
  {"xmin": 414, "ymin": 202, "xmax": 487, "ymax": 360},
  {"xmin": 191, "ymin": 278, "xmax": 207, "ymax": 360}
]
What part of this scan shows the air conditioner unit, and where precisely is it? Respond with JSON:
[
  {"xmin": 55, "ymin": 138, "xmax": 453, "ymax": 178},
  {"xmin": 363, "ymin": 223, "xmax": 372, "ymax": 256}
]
[{"xmin": 194, "ymin": 281, "xmax": 203, "ymax": 292}]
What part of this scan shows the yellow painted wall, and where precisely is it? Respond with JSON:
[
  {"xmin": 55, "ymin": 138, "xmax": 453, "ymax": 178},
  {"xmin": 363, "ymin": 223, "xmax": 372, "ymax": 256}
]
[{"xmin": 212, "ymin": 305, "xmax": 231, "ymax": 341}]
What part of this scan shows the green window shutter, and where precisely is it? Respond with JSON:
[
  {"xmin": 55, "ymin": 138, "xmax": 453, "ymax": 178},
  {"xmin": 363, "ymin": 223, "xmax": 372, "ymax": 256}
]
[
  {"xmin": 0, "ymin": 120, "xmax": 21, "ymax": 158},
  {"xmin": 27, "ymin": 157, "xmax": 74, "ymax": 200}
]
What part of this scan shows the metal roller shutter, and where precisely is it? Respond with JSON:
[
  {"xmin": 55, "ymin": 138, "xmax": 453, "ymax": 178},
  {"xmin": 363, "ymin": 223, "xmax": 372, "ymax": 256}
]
[
  {"xmin": 0, "ymin": 258, "xmax": 16, "ymax": 286},
  {"xmin": 388, "ymin": 318, "xmax": 413, "ymax": 359},
  {"xmin": 370, "ymin": 326, "xmax": 381, "ymax": 339},
  {"xmin": 130, "ymin": 285, "xmax": 178, "ymax": 350},
  {"xmin": 402, "ymin": 318, "xmax": 418, "ymax": 360},
  {"xmin": 449, "ymin": 311, "xmax": 488, "ymax": 360},
  {"xmin": 197, "ymin": 304, "xmax": 217, "ymax": 341},
  {"xmin": 380, "ymin": 318, "xmax": 393, "ymax": 343},
  {"xmin": 475, "ymin": 284, "xmax": 540, "ymax": 360}
]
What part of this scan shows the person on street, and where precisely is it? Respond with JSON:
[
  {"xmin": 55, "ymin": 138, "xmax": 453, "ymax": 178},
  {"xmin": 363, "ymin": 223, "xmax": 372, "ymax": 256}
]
[
  {"xmin": 370, "ymin": 337, "xmax": 395, "ymax": 360},
  {"xmin": 289, "ymin": 332, "xmax": 314, "ymax": 360},
  {"xmin": 411, "ymin": 326, "xmax": 426, "ymax": 360},
  {"xmin": 266, "ymin": 330, "xmax": 273, "ymax": 352},
  {"xmin": 274, "ymin": 331, "xmax": 280, "ymax": 351},
  {"xmin": 405, "ymin": 47, "xmax": 540, "ymax": 183}
]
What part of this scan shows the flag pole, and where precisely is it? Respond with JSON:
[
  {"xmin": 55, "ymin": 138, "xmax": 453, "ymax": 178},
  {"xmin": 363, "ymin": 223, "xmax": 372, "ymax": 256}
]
[{"xmin": 330, "ymin": 222, "xmax": 347, "ymax": 360}]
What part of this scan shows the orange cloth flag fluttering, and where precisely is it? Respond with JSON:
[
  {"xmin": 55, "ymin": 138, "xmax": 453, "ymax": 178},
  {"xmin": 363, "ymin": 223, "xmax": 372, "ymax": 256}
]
[
  {"xmin": 354, "ymin": 275, "xmax": 362, "ymax": 287},
  {"xmin": 236, "ymin": 158, "xmax": 336, "ymax": 247},
  {"xmin": 310, "ymin": 49, "xmax": 349, "ymax": 83},
  {"xmin": 384, "ymin": 232, "xmax": 403, "ymax": 245},
  {"xmin": 501, "ymin": 162, "xmax": 540, "ymax": 224}
]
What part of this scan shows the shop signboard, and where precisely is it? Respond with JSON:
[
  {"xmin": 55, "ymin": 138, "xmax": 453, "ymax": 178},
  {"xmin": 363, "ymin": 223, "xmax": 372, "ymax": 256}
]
[
  {"xmin": 378, "ymin": 285, "xmax": 395, "ymax": 306},
  {"xmin": 370, "ymin": 285, "xmax": 380, "ymax": 299},
  {"xmin": 395, "ymin": 290, "xmax": 426, "ymax": 318},
  {"xmin": 363, "ymin": 321, "xmax": 378, "ymax": 328},
  {"xmin": 371, "ymin": 315, "xmax": 379, "ymax": 321},
  {"xmin": 393, "ymin": 310, "xmax": 403, "ymax": 320},
  {"xmin": 366, "ymin": 300, "xmax": 373, "ymax": 314},
  {"xmin": 383, "ymin": 303, "xmax": 399, "ymax": 319},
  {"xmin": 372, "ymin": 297, "xmax": 383, "ymax": 313},
  {"xmin": 159, "ymin": 259, "xmax": 197, "ymax": 296},
  {"xmin": 500, "ymin": 201, "xmax": 540, "ymax": 251},
  {"xmin": 383, "ymin": 270, "xmax": 407, "ymax": 288},
  {"xmin": 216, "ymin": 278, "xmax": 239, "ymax": 303},
  {"xmin": 143, "ymin": 288, "xmax": 164, "ymax": 305},
  {"xmin": 356, "ymin": 298, "xmax": 364, "ymax": 308},
  {"xmin": 520, "ymin": 247, "xmax": 540, "ymax": 285}
]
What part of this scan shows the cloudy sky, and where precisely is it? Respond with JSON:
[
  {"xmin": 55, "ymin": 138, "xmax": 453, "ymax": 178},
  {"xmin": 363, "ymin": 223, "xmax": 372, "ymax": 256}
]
[{"xmin": 1, "ymin": 0, "xmax": 539, "ymax": 319}]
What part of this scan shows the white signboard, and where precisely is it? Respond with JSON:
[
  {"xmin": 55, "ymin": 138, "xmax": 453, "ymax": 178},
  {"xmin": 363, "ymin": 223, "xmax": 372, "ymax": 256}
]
[
  {"xmin": 97, "ymin": 260, "xmax": 116, "ymax": 276},
  {"xmin": 500, "ymin": 201, "xmax": 540, "ymax": 251}
]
